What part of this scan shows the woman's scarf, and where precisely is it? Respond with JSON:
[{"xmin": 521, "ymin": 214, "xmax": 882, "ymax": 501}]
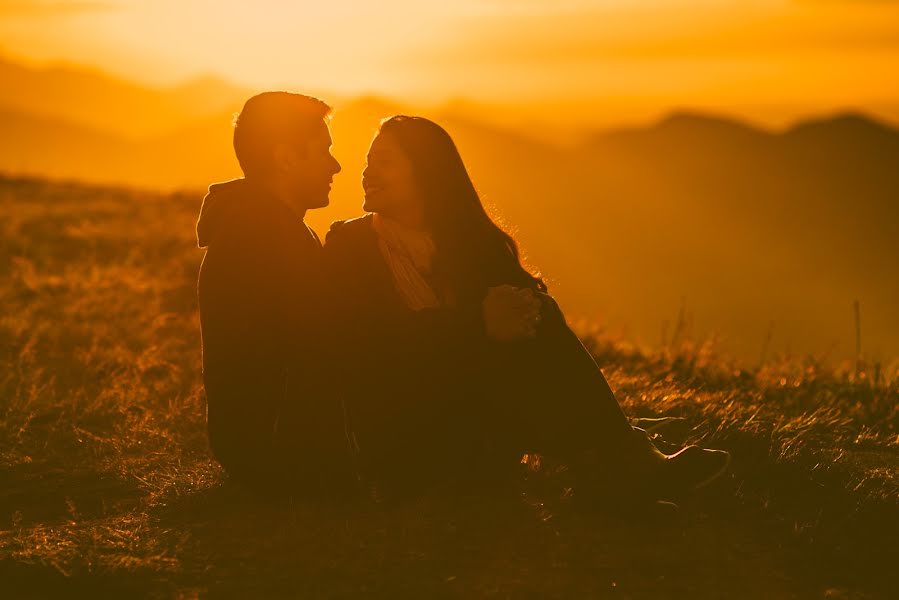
[{"xmin": 372, "ymin": 213, "xmax": 440, "ymax": 311}]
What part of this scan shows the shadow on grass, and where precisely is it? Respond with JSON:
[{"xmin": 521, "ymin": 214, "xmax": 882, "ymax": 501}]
[
  {"xmin": 2, "ymin": 449, "xmax": 896, "ymax": 598},
  {"xmin": 128, "ymin": 474, "xmax": 804, "ymax": 598}
]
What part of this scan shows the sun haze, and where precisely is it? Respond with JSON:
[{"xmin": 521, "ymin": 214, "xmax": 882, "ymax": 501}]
[{"xmin": 1, "ymin": 0, "xmax": 898, "ymax": 125}]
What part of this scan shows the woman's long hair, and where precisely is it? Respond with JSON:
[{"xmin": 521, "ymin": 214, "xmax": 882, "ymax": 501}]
[{"xmin": 377, "ymin": 116, "xmax": 546, "ymax": 301}]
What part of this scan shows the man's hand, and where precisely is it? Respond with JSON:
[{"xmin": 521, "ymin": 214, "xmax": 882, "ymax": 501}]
[{"xmin": 482, "ymin": 284, "xmax": 544, "ymax": 342}]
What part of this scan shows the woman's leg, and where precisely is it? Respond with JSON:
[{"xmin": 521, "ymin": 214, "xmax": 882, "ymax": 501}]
[
  {"xmin": 480, "ymin": 296, "xmax": 731, "ymax": 498},
  {"xmin": 481, "ymin": 296, "xmax": 664, "ymax": 486},
  {"xmin": 480, "ymin": 296, "xmax": 645, "ymax": 465}
]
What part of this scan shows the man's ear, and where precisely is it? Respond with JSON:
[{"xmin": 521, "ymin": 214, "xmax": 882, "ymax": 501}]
[{"xmin": 272, "ymin": 143, "xmax": 297, "ymax": 172}]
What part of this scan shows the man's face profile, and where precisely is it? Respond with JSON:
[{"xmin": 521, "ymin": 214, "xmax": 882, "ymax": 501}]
[{"xmin": 277, "ymin": 119, "xmax": 341, "ymax": 211}]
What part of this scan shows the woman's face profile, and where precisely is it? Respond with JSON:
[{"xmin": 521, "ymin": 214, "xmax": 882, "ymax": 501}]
[{"xmin": 362, "ymin": 131, "xmax": 420, "ymax": 219}]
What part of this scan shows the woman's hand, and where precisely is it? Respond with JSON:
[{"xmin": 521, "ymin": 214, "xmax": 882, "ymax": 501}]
[{"xmin": 482, "ymin": 284, "xmax": 544, "ymax": 342}]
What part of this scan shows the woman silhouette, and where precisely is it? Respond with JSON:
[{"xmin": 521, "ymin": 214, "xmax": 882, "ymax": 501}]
[{"xmin": 323, "ymin": 115, "xmax": 729, "ymax": 502}]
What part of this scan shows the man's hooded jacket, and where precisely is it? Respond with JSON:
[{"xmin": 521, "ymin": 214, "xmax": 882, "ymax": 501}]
[{"xmin": 196, "ymin": 178, "xmax": 335, "ymax": 485}]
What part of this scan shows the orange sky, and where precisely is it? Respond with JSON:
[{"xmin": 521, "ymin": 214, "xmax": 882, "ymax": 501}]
[{"xmin": 2, "ymin": 0, "xmax": 899, "ymax": 125}]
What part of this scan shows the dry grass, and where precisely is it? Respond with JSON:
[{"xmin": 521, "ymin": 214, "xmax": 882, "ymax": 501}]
[{"xmin": 1, "ymin": 175, "xmax": 896, "ymax": 598}]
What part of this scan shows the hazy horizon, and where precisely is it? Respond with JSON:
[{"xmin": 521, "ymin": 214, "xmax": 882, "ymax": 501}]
[
  {"xmin": 3, "ymin": 0, "xmax": 899, "ymax": 130},
  {"xmin": 3, "ymin": 48, "xmax": 899, "ymax": 143}
]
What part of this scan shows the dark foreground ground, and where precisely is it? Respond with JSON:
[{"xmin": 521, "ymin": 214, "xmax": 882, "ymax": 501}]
[{"xmin": 1, "ymin": 176, "xmax": 897, "ymax": 598}]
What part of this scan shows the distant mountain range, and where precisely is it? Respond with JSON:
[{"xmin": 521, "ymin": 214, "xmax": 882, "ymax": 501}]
[
  {"xmin": 2, "ymin": 56, "xmax": 898, "ymax": 363},
  {"xmin": 0, "ymin": 56, "xmax": 252, "ymax": 139}
]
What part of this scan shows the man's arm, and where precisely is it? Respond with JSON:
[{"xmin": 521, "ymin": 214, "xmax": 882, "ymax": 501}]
[{"xmin": 198, "ymin": 226, "xmax": 287, "ymax": 478}]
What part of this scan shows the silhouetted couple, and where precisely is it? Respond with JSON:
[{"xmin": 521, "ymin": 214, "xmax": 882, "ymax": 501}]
[{"xmin": 196, "ymin": 92, "xmax": 729, "ymax": 507}]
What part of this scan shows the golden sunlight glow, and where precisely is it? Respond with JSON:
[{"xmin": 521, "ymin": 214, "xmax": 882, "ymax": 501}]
[{"xmin": 1, "ymin": 0, "xmax": 898, "ymax": 124}]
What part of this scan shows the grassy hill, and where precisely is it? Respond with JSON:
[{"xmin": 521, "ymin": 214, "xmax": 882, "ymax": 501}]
[{"xmin": 0, "ymin": 176, "xmax": 897, "ymax": 598}]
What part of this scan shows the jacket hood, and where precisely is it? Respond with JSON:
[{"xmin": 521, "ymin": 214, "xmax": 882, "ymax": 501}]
[{"xmin": 196, "ymin": 178, "xmax": 251, "ymax": 248}]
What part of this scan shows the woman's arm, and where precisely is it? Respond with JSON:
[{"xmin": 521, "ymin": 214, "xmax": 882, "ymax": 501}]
[{"xmin": 323, "ymin": 219, "xmax": 541, "ymax": 355}]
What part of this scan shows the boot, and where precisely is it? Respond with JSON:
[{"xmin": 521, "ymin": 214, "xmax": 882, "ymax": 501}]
[{"xmin": 583, "ymin": 427, "xmax": 730, "ymax": 504}]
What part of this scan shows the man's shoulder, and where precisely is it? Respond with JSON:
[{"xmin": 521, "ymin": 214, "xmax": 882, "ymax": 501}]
[{"xmin": 198, "ymin": 178, "xmax": 279, "ymax": 249}]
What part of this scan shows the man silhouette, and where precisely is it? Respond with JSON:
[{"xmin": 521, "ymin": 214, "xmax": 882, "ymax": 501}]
[{"xmin": 196, "ymin": 92, "xmax": 343, "ymax": 490}]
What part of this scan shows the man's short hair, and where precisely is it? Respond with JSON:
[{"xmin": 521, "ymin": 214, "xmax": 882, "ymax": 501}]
[{"xmin": 233, "ymin": 92, "xmax": 332, "ymax": 177}]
